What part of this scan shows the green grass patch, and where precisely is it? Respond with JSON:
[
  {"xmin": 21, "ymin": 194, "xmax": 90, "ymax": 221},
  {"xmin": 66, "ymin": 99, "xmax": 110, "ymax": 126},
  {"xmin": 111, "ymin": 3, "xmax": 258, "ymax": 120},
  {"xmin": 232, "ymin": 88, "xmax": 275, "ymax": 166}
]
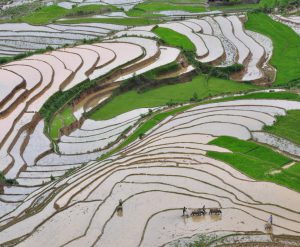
[
  {"xmin": 20, "ymin": 4, "xmax": 120, "ymax": 24},
  {"xmin": 49, "ymin": 106, "xmax": 76, "ymax": 140},
  {"xmin": 259, "ymin": 0, "xmax": 296, "ymax": 9},
  {"xmin": 209, "ymin": 136, "xmax": 257, "ymax": 153},
  {"xmin": 21, "ymin": 5, "xmax": 67, "ymax": 24},
  {"xmin": 89, "ymin": 74, "xmax": 257, "ymax": 120},
  {"xmin": 209, "ymin": 136, "xmax": 291, "ymax": 167},
  {"xmin": 245, "ymin": 13, "xmax": 300, "ymax": 85},
  {"xmin": 210, "ymin": 0, "xmax": 295, "ymax": 11},
  {"xmin": 153, "ymin": 27, "xmax": 196, "ymax": 52},
  {"xmin": 61, "ymin": 107, "xmax": 76, "ymax": 126},
  {"xmin": 128, "ymin": 1, "xmax": 205, "ymax": 14},
  {"xmin": 126, "ymin": 0, "xmax": 206, "ymax": 18},
  {"xmin": 49, "ymin": 115, "xmax": 63, "ymax": 140},
  {"xmin": 272, "ymin": 163, "xmax": 300, "ymax": 191},
  {"xmin": 209, "ymin": 3, "xmax": 260, "ymax": 11},
  {"xmin": 264, "ymin": 110, "xmax": 300, "ymax": 146},
  {"xmin": 207, "ymin": 136, "xmax": 300, "ymax": 192}
]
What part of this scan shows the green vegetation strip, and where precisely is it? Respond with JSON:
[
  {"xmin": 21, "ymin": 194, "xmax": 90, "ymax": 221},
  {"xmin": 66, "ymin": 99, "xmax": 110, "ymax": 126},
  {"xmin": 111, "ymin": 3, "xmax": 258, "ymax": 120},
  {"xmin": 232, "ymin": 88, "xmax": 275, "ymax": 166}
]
[
  {"xmin": 259, "ymin": 0, "xmax": 297, "ymax": 10},
  {"xmin": 20, "ymin": 4, "xmax": 119, "ymax": 24},
  {"xmin": 245, "ymin": 13, "xmax": 300, "ymax": 85},
  {"xmin": 58, "ymin": 17, "xmax": 160, "ymax": 26},
  {"xmin": 49, "ymin": 106, "xmax": 76, "ymax": 139},
  {"xmin": 209, "ymin": 3, "xmax": 260, "ymax": 11},
  {"xmin": 0, "ymin": 172, "xmax": 18, "ymax": 186},
  {"xmin": 90, "ymin": 74, "xmax": 257, "ymax": 120},
  {"xmin": 127, "ymin": 1, "xmax": 205, "ymax": 17},
  {"xmin": 264, "ymin": 110, "xmax": 300, "ymax": 146},
  {"xmin": 209, "ymin": 0, "xmax": 296, "ymax": 11},
  {"xmin": 207, "ymin": 136, "xmax": 300, "ymax": 192},
  {"xmin": 40, "ymin": 78, "xmax": 95, "ymax": 133},
  {"xmin": 153, "ymin": 27, "xmax": 196, "ymax": 52}
]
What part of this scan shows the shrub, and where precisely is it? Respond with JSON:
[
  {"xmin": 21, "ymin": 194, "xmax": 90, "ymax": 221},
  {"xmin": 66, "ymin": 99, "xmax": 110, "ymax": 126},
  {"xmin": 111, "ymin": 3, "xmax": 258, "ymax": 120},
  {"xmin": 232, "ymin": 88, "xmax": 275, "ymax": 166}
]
[
  {"xmin": 190, "ymin": 92, "xmax": 199, "ymax": 102},
  {"xmin": 0, "ymin": 172, "xmax": 18, "ymax": 186},
  {"xmin": 182, "ymin": 50, "xmax": 244, "ymax": 80}
]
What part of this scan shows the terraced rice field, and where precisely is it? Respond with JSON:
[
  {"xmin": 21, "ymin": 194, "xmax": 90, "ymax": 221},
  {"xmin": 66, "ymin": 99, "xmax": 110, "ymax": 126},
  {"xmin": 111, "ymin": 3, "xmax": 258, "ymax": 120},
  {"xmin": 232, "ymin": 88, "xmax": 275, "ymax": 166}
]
[
  {"xmin": 69, "ymin": 0, "xmax": 147, "ymax": 11},
  {"xmin": 0, "ymin": 14, "xmax": 276, "ymax": 82},
  {"xmin": 1, "ymin": 4, "xmax": 300, "ymax": 246},
  {"xmin": 1, "ymin": 99, "xmax": 300, "ymax": 246},
  {"xmin": 0, "ymin": 14, "xmax": 290, "ymax": 198},
  {"xmin": 271, "ymin": 15, "xmax": 300, "ymax": 36},
  {"xmin": 0, "ymin": 22, "xmax": 127, "ymax": 57},
  {"xmin": 245, "ymin": 13, "xmax": 300, "ymax": 85}
]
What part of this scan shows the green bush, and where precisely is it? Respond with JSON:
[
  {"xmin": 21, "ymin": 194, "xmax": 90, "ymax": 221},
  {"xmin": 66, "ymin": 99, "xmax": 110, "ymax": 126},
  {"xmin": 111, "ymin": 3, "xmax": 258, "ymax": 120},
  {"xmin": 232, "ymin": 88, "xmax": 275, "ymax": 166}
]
[
  {"xmin": 183, "ymin": 51, "xmax": 244, "ymax": 79},
  {"xmin": 0, "ymin": 172, "xmax": 18, "ymax": 186},
  {"xmin": 117, "ymin": 62, "xmax": 182, "ymax": 94}
]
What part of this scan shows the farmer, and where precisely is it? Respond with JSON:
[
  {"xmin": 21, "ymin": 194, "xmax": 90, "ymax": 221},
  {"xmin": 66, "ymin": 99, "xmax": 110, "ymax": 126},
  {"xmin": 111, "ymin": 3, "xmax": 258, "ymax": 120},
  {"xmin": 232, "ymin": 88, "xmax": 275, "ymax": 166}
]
[
  {"xmin": 183, "ymin": 206, "xmax": 187, "ymax": 216},
  {"xmin": 116, "ymin": 199, "xmax": 123, "ymax": 211},
  {"xmin": 269, "ymin": 215, "xmax": 273, "ymax": 225},
  {"xmin": 203, "ymin": 205, "xmax": 206, "ymax": 212}
]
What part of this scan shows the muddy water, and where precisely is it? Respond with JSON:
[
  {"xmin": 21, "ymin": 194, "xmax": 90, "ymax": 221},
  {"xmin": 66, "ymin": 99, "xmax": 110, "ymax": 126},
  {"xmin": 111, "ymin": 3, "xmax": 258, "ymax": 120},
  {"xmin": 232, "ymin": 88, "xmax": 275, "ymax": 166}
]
[
  {"xmin": 16, "ymin": 201, "xmax": 100, "ymax": 247},
  {"xmin": 51, "ymin": 160, "xmax": 300, "ymax": 246},
  {"xmin": 142, "ymin": 209, "xmax": 265, "ymax": 247},
  {"xmin": 2, "ymin": 100, "xmax": 300, "ymax": 246},
  {"xmin": 95, "ymin": 190, "xmax": 218, "ymax": 247},
  {"xmin": 253, "ymin": 132, "xmax": 300, "ymax": 157}
]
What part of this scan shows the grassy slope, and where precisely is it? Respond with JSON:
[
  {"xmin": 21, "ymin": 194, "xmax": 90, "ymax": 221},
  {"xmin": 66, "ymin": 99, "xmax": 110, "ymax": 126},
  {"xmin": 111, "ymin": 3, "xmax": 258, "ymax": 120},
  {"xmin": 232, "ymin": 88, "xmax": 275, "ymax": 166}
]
[
  {"xmin": 49, "ymin": 107, "xmax": 76, "ymax": 139},
  {"xmin": 126, "ymin": 0, "xmax": 206, "ymax": 17},
  {"xmin": 210, "ymin": 3, "xmax": 260, "ymax": 11},
  {"xmin": 49, "ymin": 115, "xmax": 63, "ymax": 139},
  {"xmin": 264, "ymin": 110, "xmax": 300, "ymax": 145},
  {"xmin": 245, "ymin": 13, "xmax": 300, "ymax": 85},
  {"xmin": 259, "ymin": 0, "xmax": 295, "ymax": 8},
  {"xmin": 153, "ymin": 27, "xmax": 196, "ymax": 52},
  {"xmin": 207, "ymin": 136, "xmax": 300, "ymax": 192},
  {"xmin": 90, "ymin": 75, "xmax": 257, "ymax": 120},
  {"xmin": 210, "ymin": 0, "xmax": 294, "ymax": 11},
  {"xmin": 58, "ymin": 17, "xmax": 160, "ymax": 26},
  {"xmin": 21, "ymin": 5, "xmax": 67, "ymax": 24},
  {"xmin": 21, "ymin": 4, "xmax": 120, "ymax": 24},
  {"xmin": 128, "ymin": 1, "xmax": 205, "ymax": 13}
]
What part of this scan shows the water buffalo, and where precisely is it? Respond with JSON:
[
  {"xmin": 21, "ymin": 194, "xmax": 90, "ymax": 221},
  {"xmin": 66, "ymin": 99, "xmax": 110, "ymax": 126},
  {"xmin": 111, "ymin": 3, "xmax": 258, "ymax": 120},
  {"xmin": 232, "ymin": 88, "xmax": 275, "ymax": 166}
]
[
  {"xmin": 191, "ymin": 208, "xmax": 206, "ymax": 216},
  {"xmin": 265, "ymin": 222, "xmax": 272, "ymax": 231},
  {"xmin": 209, "ymin": 208, "xmax": 222, "ymax": 215}
]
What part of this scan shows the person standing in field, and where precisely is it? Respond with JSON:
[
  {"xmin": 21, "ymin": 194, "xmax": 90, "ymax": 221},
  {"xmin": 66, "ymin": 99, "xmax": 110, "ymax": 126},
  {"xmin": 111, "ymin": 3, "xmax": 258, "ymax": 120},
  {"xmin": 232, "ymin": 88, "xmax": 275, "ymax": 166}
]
[
  {"xmin": 183, "ymin": 206, "xmax": 187, "ymax": 216},
  {"xmin": 269, "ymin": 215, "xmax": 273, "ymax": 225}
]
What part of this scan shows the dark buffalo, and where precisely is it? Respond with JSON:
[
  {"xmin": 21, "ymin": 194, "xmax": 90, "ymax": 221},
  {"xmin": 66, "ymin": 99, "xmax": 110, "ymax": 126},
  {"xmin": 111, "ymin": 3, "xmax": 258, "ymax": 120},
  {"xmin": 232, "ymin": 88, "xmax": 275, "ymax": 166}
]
[
  {"xmin": 265, "ymin": 223, "xmax": 272, "ymax": 231},
  {"xmin": 191, "ymin": 208, "xmax": 206, "ymax": 216},
  {"xmin": 209, "ymin": 208, "xmax": 222, "ymax": 215}
]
